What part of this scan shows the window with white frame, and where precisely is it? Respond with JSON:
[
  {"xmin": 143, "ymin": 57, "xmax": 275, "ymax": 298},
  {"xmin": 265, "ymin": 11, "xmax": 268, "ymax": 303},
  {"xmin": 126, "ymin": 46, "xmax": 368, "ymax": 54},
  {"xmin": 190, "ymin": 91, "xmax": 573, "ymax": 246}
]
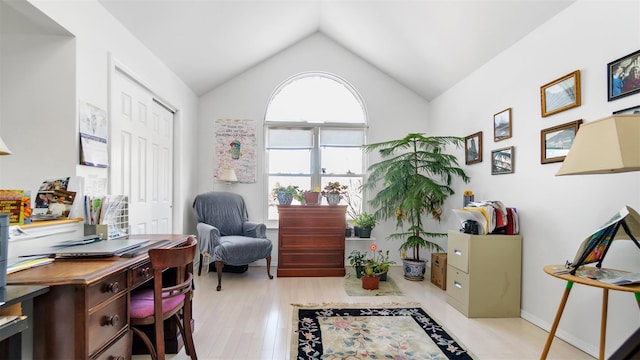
[{"xmin": 265, "ymin": 72, "xmax": 366, "ymax": 221}]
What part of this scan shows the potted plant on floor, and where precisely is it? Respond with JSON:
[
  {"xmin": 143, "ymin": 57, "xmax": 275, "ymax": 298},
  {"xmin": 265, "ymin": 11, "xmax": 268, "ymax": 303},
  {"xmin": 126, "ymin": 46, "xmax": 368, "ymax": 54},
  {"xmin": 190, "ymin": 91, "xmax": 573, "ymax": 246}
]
[
  {"xmin": 361, "ymin": 244, "xmax": 395, "ymax": 288},
  {"xmin": 322, "ymin": 181, "xmax": 348, "ymax": 205},
  {"xmin": 362, "ymin": 133, "xmax": 470, "ymax": 281},
  {"xmin": 354, "ymin": 211, "xmax": 376, "ymax": 238},
  {"xmin": 347, "ymin": 250, "xmax": 367, "ymax": 278},
  {"xmin": 271, "ymin": 183, "xmax": 302, "ymax": 205}
]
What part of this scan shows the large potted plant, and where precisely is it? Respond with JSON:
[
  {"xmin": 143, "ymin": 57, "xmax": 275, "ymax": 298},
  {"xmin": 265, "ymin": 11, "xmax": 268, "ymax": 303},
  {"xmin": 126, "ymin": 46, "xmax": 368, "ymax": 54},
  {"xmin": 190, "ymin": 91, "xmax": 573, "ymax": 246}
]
[{"xmin": 362, "ymin": 133, "xmax": 470, "ymax": 281}]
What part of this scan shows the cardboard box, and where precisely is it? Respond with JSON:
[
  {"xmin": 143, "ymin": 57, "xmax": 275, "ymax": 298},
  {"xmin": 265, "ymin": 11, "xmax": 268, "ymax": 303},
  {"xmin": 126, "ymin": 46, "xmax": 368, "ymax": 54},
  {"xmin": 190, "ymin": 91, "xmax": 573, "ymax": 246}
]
[{"xmin": 431, "ymin": 252, "xmax": 447, "ymax": 290}]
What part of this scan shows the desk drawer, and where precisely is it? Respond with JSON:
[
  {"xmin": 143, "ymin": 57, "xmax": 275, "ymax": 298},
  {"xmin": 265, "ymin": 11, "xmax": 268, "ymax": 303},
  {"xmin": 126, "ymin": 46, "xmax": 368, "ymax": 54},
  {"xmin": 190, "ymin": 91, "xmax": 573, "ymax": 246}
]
[
  {"xmin": 88, "ymin": 272, "xmax": 128, "ymax": 309},
  {"xmin": 131, "ymin": 260, "xmax": 153, "ymax": 289},
  {"xmin": 92, "ymin": 330, "xmax": 131, "ymax": 360},
  {"xmin": 88, "ymin": 293, "xmax": 128, "ymax": 356}
]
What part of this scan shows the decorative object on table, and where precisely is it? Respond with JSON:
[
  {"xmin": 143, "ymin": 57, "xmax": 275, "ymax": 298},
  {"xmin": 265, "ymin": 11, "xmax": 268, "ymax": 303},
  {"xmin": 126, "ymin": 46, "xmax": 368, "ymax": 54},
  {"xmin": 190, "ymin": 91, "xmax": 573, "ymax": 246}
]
[
  {"xmin": 540, "ymin": 120, "xmax": 583, "ymax": 164},
  {"xmin": 362, "ymin": 133, "xmax": 470, "ymax": 281},
  {"xmin": 302, "ymin": 190, "xmax": 320, "ymax": 205},
  {"xmin": 541, "ymin": 70, "xmax": 581, "ymax": 117},
  {"xmin": 347, "ymin": 249, "xmax": 366, "ymax": 278},
  {"xmin": 462, "ymin": 189, "xmax": 474, "ymax": 207},
  {"xmin": 607, "ymin": 48, "xmax": 640, "ymax": 101},
  {"xmin": 354, "ymin": 211, "xmax": 376, "ymax": 238},
  {"xmin": 491, "ymin": 146, "xmax": 514, "ymax": 175},
  {"xmin": 464, "ymin": 131, "xmax": 482, "ymax": 165},
  {"xmin": 322, "ymin": 181, "xmax": 348, "ymax": 205},
  {"xmin": 493, "ymin": 108, "xmax": 512, "ymax": 142},
  {"xmin": 271, "ymin": 183, "xmax": 302, "ymax": 205},
  {"xmin": 291, "ymin": 302, "xmax": 474, "ymax": 359}
]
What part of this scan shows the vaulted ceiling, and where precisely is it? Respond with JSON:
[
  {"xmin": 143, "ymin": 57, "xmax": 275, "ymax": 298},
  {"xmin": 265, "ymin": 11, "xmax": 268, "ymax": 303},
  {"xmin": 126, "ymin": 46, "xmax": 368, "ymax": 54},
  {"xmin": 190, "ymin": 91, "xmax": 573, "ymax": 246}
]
[{"xmin": 99, "ymin": 0, "xmax": 574, "ymax": 100}]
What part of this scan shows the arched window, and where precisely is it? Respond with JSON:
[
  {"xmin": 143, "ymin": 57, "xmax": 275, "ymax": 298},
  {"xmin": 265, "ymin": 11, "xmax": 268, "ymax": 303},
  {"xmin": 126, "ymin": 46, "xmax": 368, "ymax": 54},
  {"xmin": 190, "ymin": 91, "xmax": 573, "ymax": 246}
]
[{"xmin": 265, "ymin": 72, "xmax": 366, "ymax": 221}]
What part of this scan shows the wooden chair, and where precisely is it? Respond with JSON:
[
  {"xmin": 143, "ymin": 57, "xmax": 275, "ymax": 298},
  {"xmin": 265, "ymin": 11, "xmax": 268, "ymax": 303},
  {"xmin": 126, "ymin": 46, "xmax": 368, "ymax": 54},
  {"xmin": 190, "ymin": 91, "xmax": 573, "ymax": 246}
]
[{"xmin": 130, "ymin": 237, "xmax": 198, "ymax": 360}]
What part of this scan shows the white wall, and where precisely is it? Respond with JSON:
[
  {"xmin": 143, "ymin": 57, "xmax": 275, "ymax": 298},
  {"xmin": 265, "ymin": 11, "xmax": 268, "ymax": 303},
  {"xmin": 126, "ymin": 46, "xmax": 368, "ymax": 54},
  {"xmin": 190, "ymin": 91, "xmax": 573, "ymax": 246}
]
[
  {"xmin": 0, "ymin": 0, "xmax": 199, "ymax": 234},
  {"xmin": 198, "ymin": 33, "xmax": 431, "ymax": 264},
  {"xmin": 430, "ymin": 1, "xmax": 640, "ymax": 357}
]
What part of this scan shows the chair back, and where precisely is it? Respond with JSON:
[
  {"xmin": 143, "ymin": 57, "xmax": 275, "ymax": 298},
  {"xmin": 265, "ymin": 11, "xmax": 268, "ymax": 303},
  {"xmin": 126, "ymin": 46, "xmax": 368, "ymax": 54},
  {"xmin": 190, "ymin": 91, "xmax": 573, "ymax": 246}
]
[
  {"xmin": 131, "ymin": 237, "xmax": 198, "ymax": 360},
  {"xmin": 192, "ymin": 191, "xmax": 248, "ymax": 236}
]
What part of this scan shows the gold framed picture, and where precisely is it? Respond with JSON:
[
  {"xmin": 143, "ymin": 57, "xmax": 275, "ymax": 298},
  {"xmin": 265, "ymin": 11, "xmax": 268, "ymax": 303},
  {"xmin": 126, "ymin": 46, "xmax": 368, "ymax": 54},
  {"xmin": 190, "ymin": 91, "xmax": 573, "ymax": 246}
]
[
  {"xmin": 541, "ymin": 70, "xmax": 581, "ymax": 117},
  {"xmin": 465, "ymin": 131, "xmax": 482, "ymax": 165}
]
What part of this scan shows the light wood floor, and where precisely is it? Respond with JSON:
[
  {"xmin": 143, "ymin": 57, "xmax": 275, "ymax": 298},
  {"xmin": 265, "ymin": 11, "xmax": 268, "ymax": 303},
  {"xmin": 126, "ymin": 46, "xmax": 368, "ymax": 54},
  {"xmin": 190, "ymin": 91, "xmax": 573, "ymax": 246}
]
[{"xmin": 134, "ymin": 266, "xmax": 594, "ymax": 360}]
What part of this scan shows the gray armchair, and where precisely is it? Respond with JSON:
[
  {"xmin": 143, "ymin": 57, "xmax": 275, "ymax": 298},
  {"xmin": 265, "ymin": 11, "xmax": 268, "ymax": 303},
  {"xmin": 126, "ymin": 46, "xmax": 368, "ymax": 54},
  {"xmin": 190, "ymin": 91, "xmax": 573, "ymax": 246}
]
[{"xmin": 193, "ymin": 191, "xmax": 273, "ymax": 291}]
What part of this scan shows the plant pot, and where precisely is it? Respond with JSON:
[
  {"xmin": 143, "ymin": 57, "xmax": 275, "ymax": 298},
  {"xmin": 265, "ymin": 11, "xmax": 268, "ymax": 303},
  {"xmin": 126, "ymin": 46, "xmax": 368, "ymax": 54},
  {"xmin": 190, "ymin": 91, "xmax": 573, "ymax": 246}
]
[
  {"xmin": 379, "ymin": 271, "xmax": 388, "ymax": 281},
  {"xmin": 345, "ymin": 227, "xmax": 353, "ymax": 237},
  {"xmin": 304, "ymin": 191, "xmax": 320, "ymax": 205},
  {"xmin": 277, "ymin": 191, "xmax": 293, "ymax": 205},
  {"xmin": 325, "ymin": 193, "xmax": 341, "ymax": 205},
  {"xmin": 359, "ymin": 227, "xmax": 372, "ymax": 238},
  {"xmin": 403, "ymin": 258, "xmax": 426, "ymax": 281},
  {"xmin": 361, "ymin": 275, "xmax": 380, "ymax": 290},
  {"xmin": 353, "ymin": 226, "xmax": 361, "ymax": 237},
  {"xmin": 355, "ymin": 265, "xmax": 365, "ymax": 279}
]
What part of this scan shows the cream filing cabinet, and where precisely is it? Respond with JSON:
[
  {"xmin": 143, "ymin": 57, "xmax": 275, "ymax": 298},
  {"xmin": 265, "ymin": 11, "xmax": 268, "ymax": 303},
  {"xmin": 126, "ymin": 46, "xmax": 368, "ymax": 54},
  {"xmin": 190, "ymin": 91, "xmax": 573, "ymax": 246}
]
[{"xmin": 446, "ymin": 230, "xmax": 522, "ymax": 317}]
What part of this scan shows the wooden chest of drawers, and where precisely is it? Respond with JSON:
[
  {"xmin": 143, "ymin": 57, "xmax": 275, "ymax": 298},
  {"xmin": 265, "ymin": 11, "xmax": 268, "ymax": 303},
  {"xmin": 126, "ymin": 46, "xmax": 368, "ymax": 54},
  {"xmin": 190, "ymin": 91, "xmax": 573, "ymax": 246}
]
[
  {"xmin": 277, "ymin": 205, "xmax": 346, "ymax": 277},
  {"xmin": 446, "ymin": 230, "xmax": 522, "ymax": 317}
]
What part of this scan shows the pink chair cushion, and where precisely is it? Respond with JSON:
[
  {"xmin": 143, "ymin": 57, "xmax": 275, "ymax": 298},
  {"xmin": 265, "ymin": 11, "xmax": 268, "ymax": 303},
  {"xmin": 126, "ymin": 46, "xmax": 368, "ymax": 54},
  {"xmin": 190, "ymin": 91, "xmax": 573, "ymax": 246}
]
[{"xmin": 130, "ymin": 288, "xmax": 185, "ymax": 319}]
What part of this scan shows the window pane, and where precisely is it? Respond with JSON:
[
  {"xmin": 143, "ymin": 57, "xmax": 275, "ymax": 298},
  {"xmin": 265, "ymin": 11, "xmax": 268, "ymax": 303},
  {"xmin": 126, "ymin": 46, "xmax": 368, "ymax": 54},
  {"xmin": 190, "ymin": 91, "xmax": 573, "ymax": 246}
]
[
  {"xmin": 321, "ymin": 147, "xmax": 363, "ymax": 175},
  {"xmin": 267, "ymin": 128, "xmax": 312, "ymax": 148},
  {"xmin": 268, "ymin": 149, "xmax": 311, "ymax": 174},
  {"xmin": 320, "ymin": 129, "xmax": 364, "ymax": 146},
  {"xmin": 266, "ymin": 75, "xmax": 365, "ymax": 124}
]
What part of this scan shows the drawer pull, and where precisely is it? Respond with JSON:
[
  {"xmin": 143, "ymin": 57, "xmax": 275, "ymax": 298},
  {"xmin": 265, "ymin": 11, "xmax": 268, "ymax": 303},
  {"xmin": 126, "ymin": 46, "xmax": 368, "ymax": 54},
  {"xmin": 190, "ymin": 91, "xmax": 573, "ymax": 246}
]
[
  {"xmin": 105, "ymin": 281, "xmax": 120, "ymax": 294},
  {"xmin": 454, "ymin": 281, "xmax": 462, "ymax": 289},
  {"xmin": 103, "ymin": 314, "xmax": 120, "ymax": 327},
  {"xmin": 454, "ymin": 249, "xmax": 462, "ymax": 256},
  {"xmin": 139, "ymin": 267, "xmax": 150, "ymax": 277}
]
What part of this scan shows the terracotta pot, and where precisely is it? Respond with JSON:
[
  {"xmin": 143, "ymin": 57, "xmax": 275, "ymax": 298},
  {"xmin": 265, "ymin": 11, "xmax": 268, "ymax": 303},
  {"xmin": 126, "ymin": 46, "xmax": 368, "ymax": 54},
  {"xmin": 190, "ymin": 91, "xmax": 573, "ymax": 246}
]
[
  {"xmin": 304, "ymin": 191, "xmax": 320, "ymax": 205},
  {"xmin": 361, "ymin": 275, "xmax": 380, "ymax": 290}
]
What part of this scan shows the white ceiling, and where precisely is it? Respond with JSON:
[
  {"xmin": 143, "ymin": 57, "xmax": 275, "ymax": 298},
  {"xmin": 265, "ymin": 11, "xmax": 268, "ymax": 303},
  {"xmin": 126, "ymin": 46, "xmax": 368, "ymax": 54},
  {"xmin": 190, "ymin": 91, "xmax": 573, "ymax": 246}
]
[{"xmin": 98, "ymin": 0, "xmax": 574, "ymax": 100}]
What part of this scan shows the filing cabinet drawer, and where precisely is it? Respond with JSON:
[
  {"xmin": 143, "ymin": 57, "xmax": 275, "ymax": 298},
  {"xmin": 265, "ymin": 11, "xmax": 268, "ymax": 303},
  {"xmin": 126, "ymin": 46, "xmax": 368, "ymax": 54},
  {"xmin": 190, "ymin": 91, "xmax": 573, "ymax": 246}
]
[
  {"xmin": 88, "ymin": 293, "xmax": 128, "ymax": 356},
  {"xmin": 88, "ymin": 272, "xmax": 128, "ymax": 309},
  {"xmin": 447, "ymin": 232, "xmax": 469, "ymax": 272},
  {"xmin": 446, "ymin": 265, "xmax": 469, "ymax": 309}
]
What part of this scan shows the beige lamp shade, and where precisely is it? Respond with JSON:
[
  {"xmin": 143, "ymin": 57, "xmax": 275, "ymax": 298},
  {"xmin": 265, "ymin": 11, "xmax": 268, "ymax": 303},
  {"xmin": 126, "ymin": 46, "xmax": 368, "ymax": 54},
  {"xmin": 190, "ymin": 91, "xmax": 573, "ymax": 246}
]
[
  {"xmin": 218, "ymin": 167, "xmax": 238, "ymax": 182},
  {"xmin": 556, "ymin": 114, "xmax": 640, "ymax": 176},
  {"xmin": 0, "ymin": 136, "xmax": 12, "ymax": 155}
]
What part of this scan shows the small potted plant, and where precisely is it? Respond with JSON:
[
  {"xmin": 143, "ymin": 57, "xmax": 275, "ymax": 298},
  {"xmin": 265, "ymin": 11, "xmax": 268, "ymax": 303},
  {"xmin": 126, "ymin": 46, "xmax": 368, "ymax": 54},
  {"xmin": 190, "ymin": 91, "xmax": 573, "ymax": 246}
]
[
  {"xmin": 347, "ymin": 250, "xmax": 367, "ymax": 278},
  {"xmin": 361, "ymin": 244, "xmax": 395, "ymax": 289},
  {"xmin": 355, "ymin": 211, "xmax": 376, "ymax": 238},
  {"xmin": 322, "ymin": 181, "xmax": 348, "ymax": 205},
  {"xmin": 302, "ymin": 186, "xmax": 321, "ymax": 205},
  {"xmin": 271, "ymin": 183, "xmax": 302, "ymax": 205}
]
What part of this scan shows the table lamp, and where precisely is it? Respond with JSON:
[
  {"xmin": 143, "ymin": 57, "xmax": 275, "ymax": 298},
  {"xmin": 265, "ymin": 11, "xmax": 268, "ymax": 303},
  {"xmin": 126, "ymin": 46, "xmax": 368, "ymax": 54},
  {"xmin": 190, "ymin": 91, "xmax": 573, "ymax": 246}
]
[
  {"xmin": 0, "ymin": 135, "xmax": 11, "ymax": 288},
  {"xmin": 218, "ymin": 166, "xmax": 238, "ymax": 184},
  {"xmin": 556, "ymin": 114, "xmax": 640, "ymax": 271}
]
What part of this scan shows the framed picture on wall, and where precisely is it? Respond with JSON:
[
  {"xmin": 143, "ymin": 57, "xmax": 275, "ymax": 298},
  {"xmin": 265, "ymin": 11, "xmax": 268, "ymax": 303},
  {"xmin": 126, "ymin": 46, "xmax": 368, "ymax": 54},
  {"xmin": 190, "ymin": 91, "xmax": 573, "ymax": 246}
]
[
  {"xmin": 607, "ymin": 49, "xmax": 640, "ymax": 101},
  {"xmin": 491, "ymin": 146, "xmax": 514, "ymax": 175},
  {"xmin": 465, "ymin": 131, "xmax": 482, "ymax": 165},
  {"xmin": 541, "ymin": 70, "xmax": 581, "ymax": 117},
  {"xmin": 540, "ymin": 120, "xmax": 583, "ymax": 164},
  {"xmin": 613, "ymin": 105, "xmax": 640, "ymax": 115},
  {"xmin": 493, "ymin": 108, "xmax": 512, "ymax": 142}
]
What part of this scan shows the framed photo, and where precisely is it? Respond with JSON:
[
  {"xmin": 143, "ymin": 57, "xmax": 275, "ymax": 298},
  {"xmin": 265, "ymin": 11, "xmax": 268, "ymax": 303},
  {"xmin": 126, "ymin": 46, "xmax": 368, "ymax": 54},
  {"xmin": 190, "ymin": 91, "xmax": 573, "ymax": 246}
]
[
  {"xmin": 613, "ymin": 105, "xmax": 640, "ymax": 115},
  {"xmin": 464, "ymin": 131, "xmax": 482, "ymax": 165},
  {"xmin": 607, "ymin": 49, "xmax": 640, "ymax": 102},
  {"xmin": 491, "ymin": 146, "xmax": 514, "ymax": 175},
  {"xmin": 493, "ymin": 108, "xmax": 512, "ymax": 142},
  {"xmin": 541, "ymin": 70, "xmax": 581, "ymax": 117},
  {"xmin": 540, "ymin": 120, "xmax": 583, "ymax": 164}
]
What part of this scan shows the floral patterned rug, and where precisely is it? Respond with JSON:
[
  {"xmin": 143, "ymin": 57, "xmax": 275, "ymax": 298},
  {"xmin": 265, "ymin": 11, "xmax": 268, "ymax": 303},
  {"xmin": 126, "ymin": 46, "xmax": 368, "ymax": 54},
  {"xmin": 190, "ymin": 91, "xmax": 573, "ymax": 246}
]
[{"xmin": 292, "ymin": 303, "xmax": 474, "ymax": 360}]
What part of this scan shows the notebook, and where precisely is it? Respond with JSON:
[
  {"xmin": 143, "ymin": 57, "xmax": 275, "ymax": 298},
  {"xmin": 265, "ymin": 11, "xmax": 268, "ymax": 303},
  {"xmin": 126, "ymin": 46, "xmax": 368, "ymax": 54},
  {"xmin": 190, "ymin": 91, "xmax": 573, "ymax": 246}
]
[{"xmin": 24, "ymin": 239, "xmax": 150, "ymax": 258}]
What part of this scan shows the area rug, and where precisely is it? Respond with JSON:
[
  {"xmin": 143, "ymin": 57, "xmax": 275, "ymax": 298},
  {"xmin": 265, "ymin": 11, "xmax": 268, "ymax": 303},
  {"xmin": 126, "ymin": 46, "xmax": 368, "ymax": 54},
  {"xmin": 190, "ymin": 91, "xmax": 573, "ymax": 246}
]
[
  {"xmin": 292, "ymin": 302, "xmax": 475, "ymax": 359},
  {"xmin": 343, "ymin": 272, "xmax": 403, "ymax": 296}
]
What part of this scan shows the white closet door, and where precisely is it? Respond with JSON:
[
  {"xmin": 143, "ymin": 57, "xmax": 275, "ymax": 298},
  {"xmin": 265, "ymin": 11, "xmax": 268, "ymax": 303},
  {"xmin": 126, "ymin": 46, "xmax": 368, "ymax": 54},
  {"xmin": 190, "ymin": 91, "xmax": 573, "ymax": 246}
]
[{"xmin": 111, "ymin": 70, "xmax": 174, "ymax": 235}]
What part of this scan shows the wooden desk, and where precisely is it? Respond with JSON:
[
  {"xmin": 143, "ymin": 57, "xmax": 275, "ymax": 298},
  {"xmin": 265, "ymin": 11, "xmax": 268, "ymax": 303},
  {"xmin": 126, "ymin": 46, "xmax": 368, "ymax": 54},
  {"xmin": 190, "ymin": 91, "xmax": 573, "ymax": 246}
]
[
  {"xmin": 7, "ymin": 234, "xmax": 190, "ymax": 360},
  {"xmin": 541, "ymin": 265, "xmax": 640, "ymax": 360}
]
